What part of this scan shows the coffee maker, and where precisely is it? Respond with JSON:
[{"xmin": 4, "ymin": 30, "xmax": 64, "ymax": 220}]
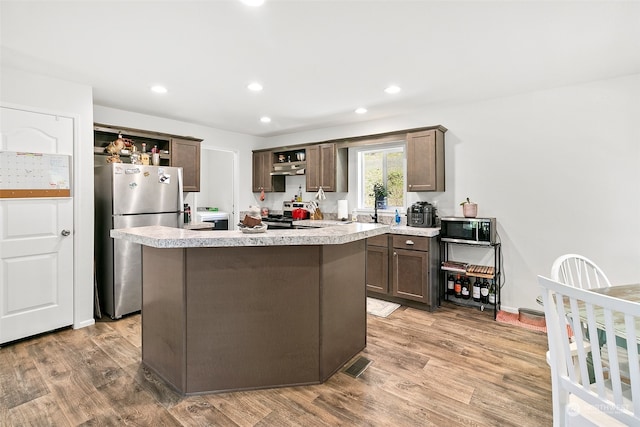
[{"xmin": 407, "ymin": 202, "xmax": 437, "ymax": 227}]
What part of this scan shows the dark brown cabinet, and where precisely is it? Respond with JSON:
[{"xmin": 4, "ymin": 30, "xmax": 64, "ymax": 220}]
[
  {"xmin": 93, "ymin": 124, "xmax": 202, "ymax": 191},
  {"xmin": 171, "ymin": 138, "xmax": 201, "ymax": 192},
  {"xmin": 406, "ymin": 129, "xmax": 445, "ymax": 192},
  {"xmin": 306, "ymin": 143, "xmax": 347, "ymax": 192},
  {"xmin": 391, "ymin": 236, "xmax": 431, "ymax": 303},
  {"xmin": 252, "ymin": 151, "xmax": 285, "ymax": 193},
  {"xmin": 366, "ymin": 235, "xmax": 389, "ymax": 294},
  {"xmin": 366, "ymin": 233, "xmax": 440, "ymax": 310}
]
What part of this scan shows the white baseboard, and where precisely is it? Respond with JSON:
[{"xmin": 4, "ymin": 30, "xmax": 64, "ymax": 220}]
[
  {"xmin": 73, "ymin": 318, "xmax": 96, "ymax": 329},
  {"xmin": 500, "ymin": 305, "xmax": 519, "ymax": 314}
]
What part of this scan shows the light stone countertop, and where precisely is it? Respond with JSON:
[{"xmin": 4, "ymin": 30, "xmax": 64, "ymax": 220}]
[
  {"xmin": 110, "ymin": 222, "xmax": 391, "ymax": 248},
  {"xmin": 294, "ymin": 219, "xmax": 440, "ymax": 238}
]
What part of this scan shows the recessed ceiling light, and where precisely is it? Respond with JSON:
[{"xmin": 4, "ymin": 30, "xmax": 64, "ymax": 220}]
[
  {"xmin": 355, "ymin": 107, "xmax": 368, "ymax": 114},
  {"xmin": 240, "ymin": 0, "xmax": 265, "ymax": 6},
  {"xmin": 150, "ymin": 85, "xmax": 168, "ymax": 94},
  {"xmin": 384, "ymin": 85, "xmax": 401, "ymax": 94},
  {"xmin": 247, "ymin": 82, "xmax": 263, "ymax": 92},
  {"xmin": 260, "ymin": 116, "xmax": 271, "ymax": 123}
]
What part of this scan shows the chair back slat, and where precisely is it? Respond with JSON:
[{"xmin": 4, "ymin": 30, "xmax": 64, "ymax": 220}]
[
  {"xmin": 626, "ymin": 313, "xmax": 640, "ymax": 415},
  {"xmin": 539, "ymin": 275, "xmax": 640, "ymax": 426},
  {"xmin": 584, "ymin": 304, "xmax": 607, "ymax": 396},
  {"xmin": 604, "ymin": 308, "xmax": 626, "ymax": 406},
  {"xmin": 551, "ymin": 254, "xmax": 611, "ymax": 290}
]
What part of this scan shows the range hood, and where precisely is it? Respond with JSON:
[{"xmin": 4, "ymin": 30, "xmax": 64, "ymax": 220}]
[{"xmin": 270, "ymin": 161, "xmax": 306, "ymax": 176}]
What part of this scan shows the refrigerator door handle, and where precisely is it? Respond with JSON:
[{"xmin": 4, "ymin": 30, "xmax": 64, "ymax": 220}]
[{"xmin": 178, "ymin": 167, "xmax": 184, "ymax": 212}]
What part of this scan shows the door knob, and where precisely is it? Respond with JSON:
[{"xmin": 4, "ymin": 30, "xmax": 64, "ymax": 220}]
[{"xmin": 61, "ymin": 229, "xmax": 71, "ymax": 236}]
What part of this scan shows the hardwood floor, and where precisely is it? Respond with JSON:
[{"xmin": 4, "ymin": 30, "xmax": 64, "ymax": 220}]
[{"xmin": 0, "ymin": 302, "xmax": 552, "ymax": 426}]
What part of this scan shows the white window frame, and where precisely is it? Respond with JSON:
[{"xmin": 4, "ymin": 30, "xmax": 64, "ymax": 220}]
[{"xmin": 356, "ymin": 142, "xmax": 406, "ymax": 211}]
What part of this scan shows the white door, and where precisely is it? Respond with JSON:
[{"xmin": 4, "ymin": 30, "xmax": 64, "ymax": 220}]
[
  {"xmin": 200, "ymin": 148, "xmax": 236, "ymax": 226},
  {"xmin": 0, "ymin": 107, "xmax": 74, "ymax": 344}
]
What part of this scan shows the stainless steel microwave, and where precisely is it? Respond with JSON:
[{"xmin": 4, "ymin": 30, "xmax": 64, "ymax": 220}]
[{"xmin": 440, "ymin": 217, "xmax": 496, "ymax": 245}]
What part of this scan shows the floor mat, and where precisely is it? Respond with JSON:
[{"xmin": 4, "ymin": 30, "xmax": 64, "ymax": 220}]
[
  {"xmin": 366, "ymin": 297, "xmax": 400, "ymax": 318},
  {"xmin": 496, "ymin": 310, "xmax": 547, "ymax": 333}
]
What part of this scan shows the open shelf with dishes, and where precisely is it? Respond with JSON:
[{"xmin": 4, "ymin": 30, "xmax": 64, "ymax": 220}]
[
  {"xmin": 440, "ymin": 241, "xmax": 502, "ymax": 319},
  {"xmin": 271, "ymin": 161, "xmax": 306, "ymax": 176}
]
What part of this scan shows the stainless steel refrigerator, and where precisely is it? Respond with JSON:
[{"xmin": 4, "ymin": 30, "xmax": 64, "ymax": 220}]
[{"xmin": 94, "ymin": 164, "xmax": 183, "ymax": 319}]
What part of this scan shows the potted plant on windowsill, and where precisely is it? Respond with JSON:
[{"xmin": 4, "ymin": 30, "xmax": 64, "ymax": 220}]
[
  {"xmin": 372, "ymin": 183, "xmax": 388, "ymax": 210},
  {"xmin": 460, "ymin": 197, "xmax": 478, "ymax": 218}
]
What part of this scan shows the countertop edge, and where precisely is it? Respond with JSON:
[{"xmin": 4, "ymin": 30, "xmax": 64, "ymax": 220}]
[{"xmin": 111, "ymin": 223, "xmax": 392, "ymax": 248}]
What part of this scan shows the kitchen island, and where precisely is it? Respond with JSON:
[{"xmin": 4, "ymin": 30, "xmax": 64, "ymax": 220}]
[{"xmin": 111, "ymin": 223, "xmax": 389, "ymax": 395}]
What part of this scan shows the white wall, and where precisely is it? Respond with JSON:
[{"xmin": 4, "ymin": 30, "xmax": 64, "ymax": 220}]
[
  {"xmin": 264, "ymin": 74, "xmax": 640, "ymax": 312},
  {"xmin": 1, "ymin": 66, "xmax": 95, "ymax": 329},
  {"xmin": 8, "ymin": 66, "xmax": 636, "ymax": 316},
  {"xmin": 199, "ymin": 148, "xmax": 235, "ymax": 214}
]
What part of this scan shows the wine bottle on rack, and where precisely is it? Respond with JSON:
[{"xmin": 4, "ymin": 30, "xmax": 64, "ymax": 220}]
[
  {"xmin": 447, "ymin": 274, "xmax": 455, "ymax": 295},
  {"xmin": 480, "ymin": 278, "xmax": 489, "ymax": 304},
  {"xmin": 461, "ymin": 276, "xmax": 471, "ymax": 299},
  {"xmin": 472, "ymin": 278, "xmax": 481, "ymax": 302},
  {"xmin": 488, "ymin": 280, "xmax": 496, "ymax": 305},
  {"xmin": 454, "ymin": 275, "xmax": 462, "ymax": 298}
]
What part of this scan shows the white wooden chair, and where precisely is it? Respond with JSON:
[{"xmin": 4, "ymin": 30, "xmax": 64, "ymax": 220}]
[
  {"xmin": 551, "ymin": 254, "xmax": 616, "ymax": 376},
  {"xmin": 551, "ymin": 254, "xmax": 612, "ymax": 290},
  {"xmin": 538, "ymin": 275, "xmax": 640, "ymax": 426}
]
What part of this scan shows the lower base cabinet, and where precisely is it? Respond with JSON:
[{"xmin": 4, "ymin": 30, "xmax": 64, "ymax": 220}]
[
  {"xmin": 393, "ymin": 248, "xmax": 429, "ymax": 302},
  {"xmin": 366, "ymin": 234, "xmax": 440, "ymax": 310},
  {"xmin": 366, "ymin": 234, "xmax": 389, "ymax": 294}
]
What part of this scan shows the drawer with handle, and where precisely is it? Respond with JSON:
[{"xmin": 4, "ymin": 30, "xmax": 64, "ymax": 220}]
[
  {"xmin": 367, "ymin": 234, "xmax": 389, "ymax": 248},
  {"xmin": 392, "ymin": 235, "xmax": 429, "ymax": 251}
]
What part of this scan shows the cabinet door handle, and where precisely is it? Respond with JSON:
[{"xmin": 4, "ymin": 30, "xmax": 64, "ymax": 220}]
[
  {"xmin": 393, "ymin": 251, "xmax": 397, "ymax": 256},
  {"xmin": 405, "ymin": 240, "xmax": 414, "ymax": 245}
]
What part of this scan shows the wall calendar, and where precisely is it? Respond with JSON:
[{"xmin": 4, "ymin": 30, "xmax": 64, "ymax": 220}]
[{"xmin": 0, "ymin": 151, "xmax": 71, "ymax": 198}]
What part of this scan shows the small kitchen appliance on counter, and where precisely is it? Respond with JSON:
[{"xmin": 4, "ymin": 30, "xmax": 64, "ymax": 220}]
[{"xmin": 407, "ymin": 201, "xmax": 437, "ymax": 227}]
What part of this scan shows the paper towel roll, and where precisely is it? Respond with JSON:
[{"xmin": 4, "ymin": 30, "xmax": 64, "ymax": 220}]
[{"xmin": 337, "ymin": 199, "xmax": 348, "ymax": 220}]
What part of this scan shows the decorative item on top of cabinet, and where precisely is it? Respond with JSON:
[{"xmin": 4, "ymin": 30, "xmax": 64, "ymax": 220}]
[
  {"xmin": 306, "ymin": 143, "xmax": 348, "ymax": 192},
  {"xmin": 252, "ymin": 151, "xmax": 285, "ymax": 193},
  {"xmin": 93, "ymin": 124, "xmax": 202, "ymax": 191},
  {"xmin": 406, "ymin": 128, "xmax": 445, "ymax": 192},
  {"xmin": 460, "ymin": 197, "xmax": 478, "ymax": 218}
]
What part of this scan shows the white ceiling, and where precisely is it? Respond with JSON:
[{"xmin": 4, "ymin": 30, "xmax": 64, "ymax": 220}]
[{"xmin": 2, "ymin": 1, "xmax": 639, "ymax": 137}]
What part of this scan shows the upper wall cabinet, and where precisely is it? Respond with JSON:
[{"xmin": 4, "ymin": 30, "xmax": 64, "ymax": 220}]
[
  {"xmin": 306, "ymin": 143, "xmax": 348, "ymax": 193},
  {"xmin": 93, "ymin": 124, "xmax": 202, "ymax": 192},
  {"xmin": 170, "ymin": 138, "xmax": 201, "ymax": 192},
  {"xmin": 258, "ymin": 125, "xmax": 444, "ymax": 194},
  {"xmin": 406, "ymin": 129, "xmax": 445, "ymax": 192},
  {"xmin": 252, "ymin": 151, "xmax": 285, "ymax": 193}
]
